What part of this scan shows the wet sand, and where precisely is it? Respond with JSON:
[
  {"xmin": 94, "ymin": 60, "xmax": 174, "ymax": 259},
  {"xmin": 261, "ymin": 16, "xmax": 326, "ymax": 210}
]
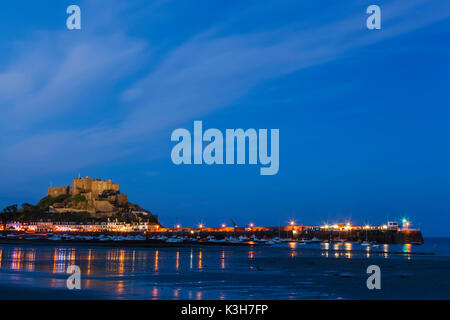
[{"xmin": 0, "ymin": 241, "xmax": 449, "ymax": 299}]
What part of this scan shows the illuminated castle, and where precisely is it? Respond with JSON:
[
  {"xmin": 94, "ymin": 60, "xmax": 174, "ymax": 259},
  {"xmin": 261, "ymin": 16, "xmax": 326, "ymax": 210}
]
[{"xmin": 47, "ymin": 176, "xmax": 130, "ymax": 217}]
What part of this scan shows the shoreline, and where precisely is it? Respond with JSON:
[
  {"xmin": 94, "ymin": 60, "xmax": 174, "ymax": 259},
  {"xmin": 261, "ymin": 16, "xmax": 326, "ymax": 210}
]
[
  {"xmin": 0, "ymin": 239, "xmax": 435, "ymax": 256},
  {"xmin": 0, "ymin": 238, "xmax": 253, "ymax": 248}
]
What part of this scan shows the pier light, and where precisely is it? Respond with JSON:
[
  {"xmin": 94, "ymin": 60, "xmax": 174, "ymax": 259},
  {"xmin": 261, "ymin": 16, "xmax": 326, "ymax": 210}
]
[
  {"xmin": 198, "ymin": 224, "xmax": 204, "ymax": 228},
  {"xmin": 249, "ymin": 223, "xmax": 254, "ymax": 227},
  {"xmin": 382, "ymin": 224, "xmax": 388, "ymax": 230},
  {"xmin": 221, "ymin": 223, "xmax": 226, "ymax": 228},
  {"xmin": 403, "ymin": 220, "xmax": 410, "ymax": 230},
  {"xmin": 176, "ymin": 224, "xmax": 181, "ymax": 229},
  {"xmin": 292, "ymin": 230, "xmax": 297, "ymax": 235},
  {"xmin": 289, "ymin": 220, "xmax": 295, "ymax": 226},
  {"xmin": 190, "ymin": 230, "xmax": 194, "ymax": 234},
  {"xmin": 365, "ymin": 225, "xmax": 370, "ymax": 229},
  {"xmin": 332, "ymin": 224, "xmax": 339, "ymax": 229},
  {"xmin": 323, "ymin": 224, "xmax": 329, "ymax": 229}
]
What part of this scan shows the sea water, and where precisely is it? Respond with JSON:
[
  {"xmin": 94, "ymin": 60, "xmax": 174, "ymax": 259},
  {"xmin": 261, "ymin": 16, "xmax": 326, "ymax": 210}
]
[{"xmin": 0, "ymin": 238, "xmax": 449, "ymax": 299}]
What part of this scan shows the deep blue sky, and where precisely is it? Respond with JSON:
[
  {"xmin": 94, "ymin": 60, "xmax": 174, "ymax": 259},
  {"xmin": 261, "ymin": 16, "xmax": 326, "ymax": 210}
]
[{"xmin": 0, "ymin": 1, "xmax": 449, "ymax": 236}]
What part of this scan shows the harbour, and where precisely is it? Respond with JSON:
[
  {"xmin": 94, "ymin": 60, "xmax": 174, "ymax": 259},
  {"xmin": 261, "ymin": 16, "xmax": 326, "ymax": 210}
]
[{"xmin": 0, "ymin": 222, "xmax": 423, "ymax": 246}]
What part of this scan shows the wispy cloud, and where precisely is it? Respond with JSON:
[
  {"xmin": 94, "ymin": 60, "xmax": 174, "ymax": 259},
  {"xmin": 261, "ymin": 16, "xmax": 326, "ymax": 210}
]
[
  {"xmin": 1, "ymin": 33, "xmax": 146, "ymax": 129},
  {"xmin": 0, "ymin": 0, "xmax": 449, "ymax": 185}
]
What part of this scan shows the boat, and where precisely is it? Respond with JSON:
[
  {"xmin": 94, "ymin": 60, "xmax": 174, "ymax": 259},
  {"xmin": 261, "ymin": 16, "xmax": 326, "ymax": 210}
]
[
  {"xmin": 48, "ymin": 235, "xmax": 62, "ymax": 241},
  {"xmin": 226, "ymin": 236, "xmax": 243, "ymax": 244},
  {"xmin": 252, "ymin": 238, "xmax": 268, "ymax": 243},
  {"xmin": 166, "ymin": 236, "xmax": 184, "ymax": 243},
  {"xmin": 298, "ymin": 238, "xmax": 310, "ymax": 244},
  {"xmin": 6, "ymin": 234, "xmax": 19, "ymax": 238},
  {"xmin": 309, "ymin": 237, "xmax": 322, "ymax": 244},
  {"xmin": 208, "ymin": 238, "xmax": 227, "ymax": 243}
]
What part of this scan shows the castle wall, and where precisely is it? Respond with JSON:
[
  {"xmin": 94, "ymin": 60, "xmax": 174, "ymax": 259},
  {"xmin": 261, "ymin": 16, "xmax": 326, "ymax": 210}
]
[
  {"xmin": 48, "ymin": 187, "xmax": 67, "ymax": 197},
  {"xmin": 117, "ymin": 194, "xmax": 128, "ymax": 206},
  {"xmin": 71, "ymin": 177, "xmax": 119, "ymax": 195},
  {"xmin": 45, "ymin": 176, "xmax": 141, "ymax": 220},
  {"xmin": 49, "ymin": 207, "xmax": 94, "ymax": 214},
  {"xmin": 93, "ymin": 200, "xmax": 116, "ymax": 213}
]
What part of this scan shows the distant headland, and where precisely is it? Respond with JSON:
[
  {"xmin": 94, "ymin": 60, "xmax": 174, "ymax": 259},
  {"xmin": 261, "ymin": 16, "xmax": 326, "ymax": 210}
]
[
  {"xmin": 47, "ymin": 176, "xmax": 150, "ymax": 218},
  {"xmin": 1, "ymin": 176, "xmax": 159, "ymax": 228}
]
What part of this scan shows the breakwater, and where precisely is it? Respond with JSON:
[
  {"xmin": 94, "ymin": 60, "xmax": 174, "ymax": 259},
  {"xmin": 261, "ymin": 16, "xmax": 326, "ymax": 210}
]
[
  {"xmin": 1, "ymin": 226, "xmax": 424, "ymax": 244},
  {"xmin": 156, "ymin": 227, "xmax": 423, "ymax": 244}
]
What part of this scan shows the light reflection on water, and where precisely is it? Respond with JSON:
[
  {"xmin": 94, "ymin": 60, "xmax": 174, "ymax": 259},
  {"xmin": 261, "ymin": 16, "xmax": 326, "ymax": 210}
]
[
  {"xmin": 0, "ymin": 242, "xmax": 429, "ymax": 275},
  {"xmin": 221, "ymin": 250, "xmax": 225, "ymax": 269},
  {"xmin": 11, "ymin": 248, "xmax": 24, "ymax": 270},
  {"xmin": 154, "ymin": 249, "xmax": 159, "ymax": 272},
  {"xmin": 52, "ymin": 248, "xmax": 76, "ymax": 274},
  {"xmin": 152, "ymin": 287, "xmax": 158, "ymax": 299},
  {"xmin": 288, "ymin": 242, "xmax": 297, "ymax": 258},
  {"xmin": 344, "ymin": 243, "xmax": 352, "ymax": 259},
  {"xmin": 403, "ymin": 244, "xmax": 412, "ymax": 260},
  {"xmin": 248, "ymin": 247, "xmax": 254, "ymax": 259},
  {"xmin": 0, "ymin": 240, "xmax": 445, "ymax": 299}
]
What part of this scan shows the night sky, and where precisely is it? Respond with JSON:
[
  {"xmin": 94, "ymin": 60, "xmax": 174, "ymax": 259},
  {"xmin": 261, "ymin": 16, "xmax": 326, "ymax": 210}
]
[{"xmin": 0, "ymin": 0, "xmax": 449, "ymax": 236}]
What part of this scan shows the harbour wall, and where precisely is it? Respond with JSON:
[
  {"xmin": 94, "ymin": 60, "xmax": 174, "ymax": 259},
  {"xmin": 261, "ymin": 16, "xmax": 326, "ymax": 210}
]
[{"xmin": 156, "ymin": 229, "xmax": 424, "ymax": 244}]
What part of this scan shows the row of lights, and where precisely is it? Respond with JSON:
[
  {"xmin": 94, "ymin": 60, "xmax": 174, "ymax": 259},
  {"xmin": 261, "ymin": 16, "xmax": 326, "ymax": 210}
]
[
  {"xmin": 173, "ymin": 220, "xmax": 298, "ymax": 229},
  {"xmin": 322, "ymin": 219, "xmax": 410, "ymax": 230},
  {"xmin": 176, "ymin": 219, "xmax": 410, "ymax": 230}
]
